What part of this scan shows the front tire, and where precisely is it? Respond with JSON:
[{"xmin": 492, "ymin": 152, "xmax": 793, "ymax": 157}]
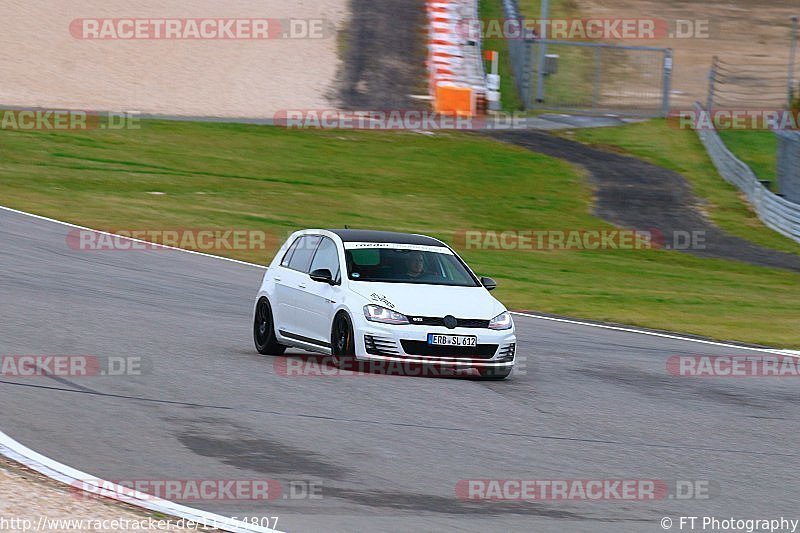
[
  {"xmin": 330, "ymin": 312, "xmax": 356, "ymax": 369},
  {"xmin": 254, "ymin": 297, "xmax": 286, "ymax": 356}
]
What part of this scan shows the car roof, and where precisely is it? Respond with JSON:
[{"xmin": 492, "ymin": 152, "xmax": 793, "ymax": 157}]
[{"xmin": 326, "ymin": 229, "xmax": 446, "ymax": 247}]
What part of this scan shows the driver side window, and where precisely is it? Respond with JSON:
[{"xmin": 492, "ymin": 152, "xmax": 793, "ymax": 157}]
[
  {"xmin": 309, "ymin": 237, "xmax": 341, "ymax": 282},
  {"xmin": 287, "ymin": 235, "xmax": 322, "ymax": 272}
]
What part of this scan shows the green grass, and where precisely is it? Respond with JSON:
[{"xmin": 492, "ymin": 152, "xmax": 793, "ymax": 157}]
[
  {"xmin": 568, "ymin": 120, "xmax": 800, "ymax": 256},
  {"xmin": 0, "ymin": 121, "xmax": 798, "ymax": 347},
  {"xmin": 717, "ymin": 130, "xmax": 778, "ymax": 185}
]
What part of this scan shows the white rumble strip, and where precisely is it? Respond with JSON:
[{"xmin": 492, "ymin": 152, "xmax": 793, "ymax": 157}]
[{"xmin": 0, "ymin": 432, "xmax": 278, "ymax": 533}]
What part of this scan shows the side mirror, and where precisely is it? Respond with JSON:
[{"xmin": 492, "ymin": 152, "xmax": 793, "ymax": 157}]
[
  {"xmin": 310, "ymin": 268, "xmax": 335, "ymax": 285},
  {"xmin": 480, "ymin": 277, "xmax": 497, "ymax": 291}
]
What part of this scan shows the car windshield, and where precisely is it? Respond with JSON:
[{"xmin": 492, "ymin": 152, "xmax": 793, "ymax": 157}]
[{"xmin": 344, "ymin": 244, "xmax": 479, "ymax": 286}]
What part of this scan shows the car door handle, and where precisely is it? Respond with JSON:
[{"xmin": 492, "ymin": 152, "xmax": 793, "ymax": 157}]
[
  {"xmin": 273, "ymin": 277, "xmax": 281, "ymax": 282},
  {"xmin": 298, "ymin": 283, "xmax": 307, "ymax": 289}
]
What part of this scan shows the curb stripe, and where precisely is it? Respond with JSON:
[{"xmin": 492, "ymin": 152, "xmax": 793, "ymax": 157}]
[{"xmin": 0, "ymin": 432, "xmax": 279, "ymax": 533}]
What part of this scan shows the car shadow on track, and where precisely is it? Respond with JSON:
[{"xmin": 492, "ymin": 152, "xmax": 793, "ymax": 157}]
[{"xmin": 268, "ymin": 352, "xmax": 492, "ymax": 380}]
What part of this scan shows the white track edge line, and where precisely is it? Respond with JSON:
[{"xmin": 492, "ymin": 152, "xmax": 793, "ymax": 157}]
[
  {"xmin": 0, "ymin": 431, "xmax": 280, "ymax": 532},
  {"xmin": 2, "ymin": 203, "xmax": 797, "ymax": 360},
  {"xmin": 511, "ymin": 312, "xmax": 800, "ymax": 358},
  {"xmin": 0, "ymin": 204, "xmax": 265, "ymax": 269}
]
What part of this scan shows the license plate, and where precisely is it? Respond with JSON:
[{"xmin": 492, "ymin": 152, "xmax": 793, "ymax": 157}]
[{"xmin": 427, "ymin": 334, "xmax": 477, "ymax": 347}]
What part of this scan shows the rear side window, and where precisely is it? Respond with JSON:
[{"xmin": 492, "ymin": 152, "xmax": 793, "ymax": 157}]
[
  {"xmin": 280, "ymin": 238, "xmax": 301, "ymax": 267},
  {"xmin": 287, "ymin": 235, "xmax": 322, "ymax": 273}
]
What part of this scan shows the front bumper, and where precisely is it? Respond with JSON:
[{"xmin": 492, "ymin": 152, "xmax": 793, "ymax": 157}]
[{"xmin": 354, "ymin": 320, "xmax": 517, "ymax": 368}]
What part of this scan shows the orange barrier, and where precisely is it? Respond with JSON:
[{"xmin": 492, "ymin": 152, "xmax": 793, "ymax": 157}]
[
  {"xmin": 434, "ymin": 85, "xmax": 474, "ymax": 116},
  {"xmin": 425, "ymin": 0, "xmax": 485, "ymax": 117}
]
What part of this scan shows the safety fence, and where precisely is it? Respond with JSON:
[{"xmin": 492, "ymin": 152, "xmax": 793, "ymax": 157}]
[
  {"xmin": 705, "ymin": 17, "xmax": 798, "ymax": 110},
  {"xmin": 694, "ymin": 103, "xmax": 800, "ymax": 244},
  {"xmin": 527, "ymin": 40, "xmax": 671, "ymax": 116},
  {"xmin": 706, "ymin": 57, "xmax": 793, "ymax": 110},
  {"xmin": 498, "ymin": 0, "xmax": 671, "ymax": 116},
  {"xmin": 426, "ymin": 0, "xmax": 488, "ymax": 116}
]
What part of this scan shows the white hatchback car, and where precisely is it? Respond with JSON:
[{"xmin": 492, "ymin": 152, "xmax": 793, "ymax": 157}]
[{"xmin": 253, "ymin": 229, "xmax": 516, "ymax": 379}]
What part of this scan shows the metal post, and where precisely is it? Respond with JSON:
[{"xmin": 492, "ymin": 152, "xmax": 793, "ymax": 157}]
[
  {"xmin": 788, "ymin": 16, "xmax": 799, "ymax": 109},
  {"xmin": 523, "ymin": 41, "xmax": 533, "ymax": 108},
  {"xmin": 706, "ymin": 56, "xmax": 718, "ymax": 111},
  {"xmin": 592, "ymin": 47, "xmax": 601, "ymax": 110},
  {"xmin": 661, "ymin": 49, "xmax": 673, "ymax": 117},
  {"xmin": 535, "ymin": 0, "xmax": 549, "ymax": 103}
]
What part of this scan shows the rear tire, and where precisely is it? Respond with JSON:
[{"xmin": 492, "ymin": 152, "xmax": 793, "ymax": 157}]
[
  {"xmin": 254, "ymin": 297, "xmax": 286, "ymax": 356},
  {"xmin": 330, "ymin": 312, "xmax": 356, "ymax": 369}
]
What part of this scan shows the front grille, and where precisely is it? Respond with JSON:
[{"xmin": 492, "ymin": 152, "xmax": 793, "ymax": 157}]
[
  {"xmin": 364, "ymin": 335, "xmax": 400, "ymax": 356},
  {"xmin": 400, "ymin": 340, "xmax": 498, "ymax": 359},
  {"xmin": 407, "ymin": 316, "xmax": 490, "ymax": 328}
]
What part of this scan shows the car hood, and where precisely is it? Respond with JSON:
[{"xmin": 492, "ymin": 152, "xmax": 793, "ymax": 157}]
[{"xmin": 349, "ymin": 282, "xmax": 505, "ymax": 319}]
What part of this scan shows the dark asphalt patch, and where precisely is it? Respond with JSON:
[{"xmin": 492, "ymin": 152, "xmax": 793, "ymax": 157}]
[
  {"xmin": 337, "ymin": 0, "xmax": 428, "ymax": 110},
  {"xmin": 319, "ymin": 486, "xmax": 601, "ymax": 519},
  {"xmin": 177, "ymin": 432, "xmax": 350, "ymax": 480},
  {"xmin": 486, "ymin": 130, "xmax": 800, "ymax": 272}
]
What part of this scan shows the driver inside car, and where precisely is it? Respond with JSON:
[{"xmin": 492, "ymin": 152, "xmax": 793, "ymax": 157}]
[{"xmin": 406, "ymin": 251, "xmax": 426, "ymax": 278}]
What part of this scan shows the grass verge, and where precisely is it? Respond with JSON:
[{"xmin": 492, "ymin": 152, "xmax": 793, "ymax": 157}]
[
  {"xmin": 717, "ymin": 129, "xmax": 778, "ymax": 185},
  {"xmin": 0, "ymin": 121, "xmax": 798, "ymax": 347},
  {"xmin": 567, "ymin": 120, "xmax": 800, "ymax": 256}
]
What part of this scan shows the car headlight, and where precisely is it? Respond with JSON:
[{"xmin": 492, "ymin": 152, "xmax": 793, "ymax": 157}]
[
  {"xmin": 363, "ymin": 305, "xmax": 409, "ymax": 325},
  {"xmin": 488, "ymin": 311, "xmax": 513, "ymax": 330}
]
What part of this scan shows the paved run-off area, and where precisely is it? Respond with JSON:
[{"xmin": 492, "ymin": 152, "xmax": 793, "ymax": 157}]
[{"xmin": 0, "ymin": 458, "xmax": 207, "ymax": 532}]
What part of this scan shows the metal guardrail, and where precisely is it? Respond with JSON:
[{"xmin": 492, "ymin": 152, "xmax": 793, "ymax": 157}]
[
  {"xmin": 776, "ymin": 130, "xmax": 800, "ymax": 204},
  {"xmin": 500, "ymin": 0, "xmax": 532, "ymax": 105},
  {"xmin": 693, "ymin": 103, "xmax": 800, "ymax": 244}
]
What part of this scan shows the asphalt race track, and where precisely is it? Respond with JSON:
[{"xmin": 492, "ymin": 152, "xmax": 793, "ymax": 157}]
[{"xmin": 1, "ymin": 208, "xmax": 798, "ymax": 532}]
